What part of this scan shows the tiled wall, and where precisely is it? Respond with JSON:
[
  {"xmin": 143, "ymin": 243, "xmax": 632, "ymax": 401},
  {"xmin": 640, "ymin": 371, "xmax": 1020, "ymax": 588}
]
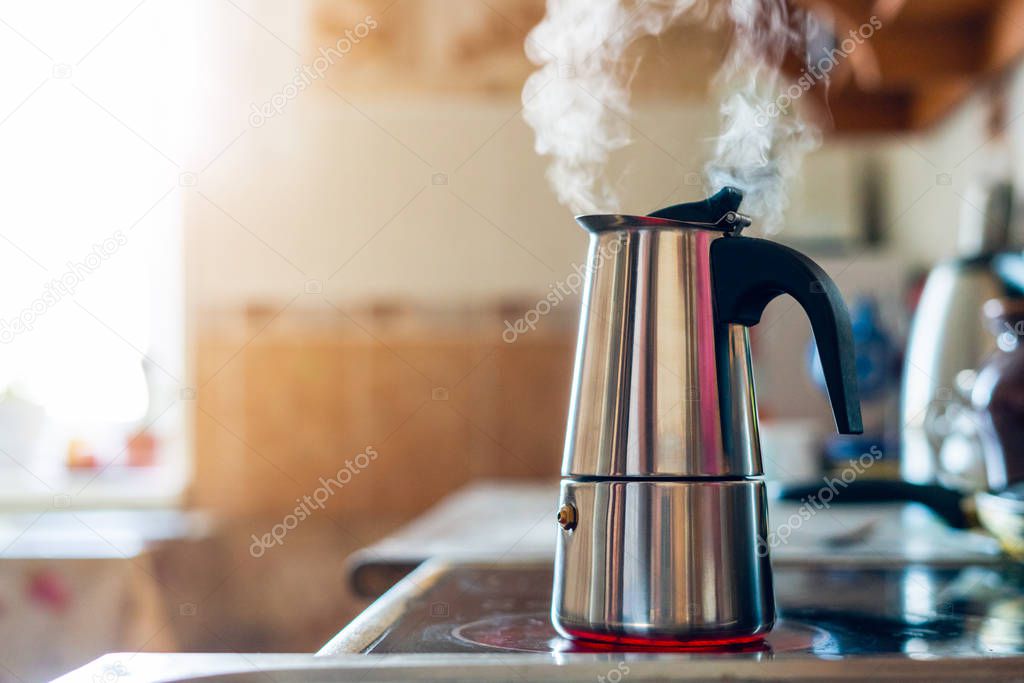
[
  {"xmin": 191, "ymin": 304, "xmax": 573, "ymax": 521},
  {"xmin": 175, "ymin": 303, "xmax": 576, "ymax": 651}
]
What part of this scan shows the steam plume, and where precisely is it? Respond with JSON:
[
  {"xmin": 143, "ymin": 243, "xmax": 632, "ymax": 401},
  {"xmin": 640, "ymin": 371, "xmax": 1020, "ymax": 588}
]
[
  {"xmin": 522, "ymin": 0, "xmax": 703, "ymax": 215},
  {"xmin": 523, "ymin": 0, "xmax": 820, "ymax": 231},
  {"xmin": 705, "ymin": 0, "xmax": 820, "ymax": 231}
]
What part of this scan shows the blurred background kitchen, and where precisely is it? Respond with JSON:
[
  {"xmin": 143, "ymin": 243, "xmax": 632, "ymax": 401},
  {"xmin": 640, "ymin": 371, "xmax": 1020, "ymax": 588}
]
[{"xmin": 3, "ymin": 0, "xmax": 1024, "ymax": 679}]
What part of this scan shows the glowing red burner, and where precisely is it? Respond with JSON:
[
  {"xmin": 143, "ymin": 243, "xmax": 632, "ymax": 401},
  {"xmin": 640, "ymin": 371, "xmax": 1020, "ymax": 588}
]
[{"xmin": 561, "ymin": 626, "xmax": 769, "ymax": 652}]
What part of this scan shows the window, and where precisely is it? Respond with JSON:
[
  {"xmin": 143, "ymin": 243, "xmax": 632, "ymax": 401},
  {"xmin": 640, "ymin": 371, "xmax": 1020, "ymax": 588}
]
[{"xmin": 0, "ymin": 1, "xmax": 194, "ymax": 505}]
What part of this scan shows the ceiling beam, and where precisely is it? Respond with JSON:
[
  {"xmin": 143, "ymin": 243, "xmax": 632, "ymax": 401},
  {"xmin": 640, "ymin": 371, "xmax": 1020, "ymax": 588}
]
[
  {"xmin": 792, "ymin": 0, "xmax": 1024, "ymax": 132},
  {"xmin": 869, "ymin": 20, "xmax": 987, "ymax": 85}
]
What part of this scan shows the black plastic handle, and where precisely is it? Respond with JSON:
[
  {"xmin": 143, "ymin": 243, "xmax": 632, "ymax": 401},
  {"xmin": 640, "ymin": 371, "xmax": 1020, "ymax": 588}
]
[{"xmin": 711, "ymin": 236, "xmax": 863, "ymax": 435}]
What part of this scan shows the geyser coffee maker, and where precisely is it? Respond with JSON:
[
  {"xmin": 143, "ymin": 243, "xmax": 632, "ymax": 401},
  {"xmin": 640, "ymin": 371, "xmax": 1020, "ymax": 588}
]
[{"xmin": 552, "ymin": 187, "xmax": 863, "ymax": 646}]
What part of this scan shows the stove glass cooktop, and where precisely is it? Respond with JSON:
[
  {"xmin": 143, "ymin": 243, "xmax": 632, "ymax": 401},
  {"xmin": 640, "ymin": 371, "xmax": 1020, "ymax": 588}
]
[{"xmin": 357, "ymin": 563, "xmax": 1024, "ymax": 659}]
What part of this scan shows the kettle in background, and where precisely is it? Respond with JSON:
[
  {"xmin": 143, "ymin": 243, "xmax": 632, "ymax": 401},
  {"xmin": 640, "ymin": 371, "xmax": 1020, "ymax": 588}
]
[
  {"xmin": 900, "ymin": 180, "xmax": 1020, "ymax": 491},
  {"xmin": 551, "ymin": 188, "xmax": 862, "ymax": 646}
]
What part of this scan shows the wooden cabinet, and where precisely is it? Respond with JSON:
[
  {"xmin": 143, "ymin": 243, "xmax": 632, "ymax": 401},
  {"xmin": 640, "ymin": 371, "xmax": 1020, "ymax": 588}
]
[
  {"xmin": 311, "ymin": 0, "xmax": 1024, "ymax": 132},
  {"xmin": 795, "ymin": 0, "xmax": 1024, "ymax": 131}
]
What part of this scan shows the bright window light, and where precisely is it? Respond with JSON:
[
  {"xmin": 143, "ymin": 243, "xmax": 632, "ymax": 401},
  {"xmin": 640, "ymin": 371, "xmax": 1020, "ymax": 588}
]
[{"xmin": 0, "ymin": 0, "xmax": 195, "ymax": 501}]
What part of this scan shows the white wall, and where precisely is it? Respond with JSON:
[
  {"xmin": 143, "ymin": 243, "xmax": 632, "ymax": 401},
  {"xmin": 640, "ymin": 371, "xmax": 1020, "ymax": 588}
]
[
  {"xmin": 186, "ymin": 0, "xmax": 874, "ymax": 310},
  {"xmin": 878, "ymin": 93, "xmax": 996, "ymax": 266}
]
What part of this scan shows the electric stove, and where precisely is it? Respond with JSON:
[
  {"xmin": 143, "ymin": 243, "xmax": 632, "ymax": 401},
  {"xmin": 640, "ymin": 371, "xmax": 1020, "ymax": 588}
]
[
  {"xmin": 63, "ymin": 559, "xmax": 1024, "ymax": 682},
  {"xmin": 321, "ymin": 558, "xmax": 1024, "ymax": 678}
]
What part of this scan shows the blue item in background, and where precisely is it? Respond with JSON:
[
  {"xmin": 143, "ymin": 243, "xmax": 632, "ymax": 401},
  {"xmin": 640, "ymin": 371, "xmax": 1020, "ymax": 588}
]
[
  {"xmin": 808, "ymin": 296, "xmax": 897, "ymax": 402},
  {"xmin": 808, "ymin": 296, "xmax": 901, "ymax": 472}
]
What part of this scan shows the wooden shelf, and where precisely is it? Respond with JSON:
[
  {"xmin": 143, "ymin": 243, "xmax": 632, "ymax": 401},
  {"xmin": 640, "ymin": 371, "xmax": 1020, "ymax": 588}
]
[
  {"xmin": 795, "ymin": 0, "xmax": 1024, "ymax": 131},
  {"xmin": 310, "ymin": 0, "xmax": 1024, "ymax": 133}
]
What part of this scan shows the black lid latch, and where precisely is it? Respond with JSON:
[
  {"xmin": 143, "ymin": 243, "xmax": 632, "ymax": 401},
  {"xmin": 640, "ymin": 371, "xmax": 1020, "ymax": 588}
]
[{"xmin": 648, "ymin": 187, "xmax": 752, "ymax": 234}]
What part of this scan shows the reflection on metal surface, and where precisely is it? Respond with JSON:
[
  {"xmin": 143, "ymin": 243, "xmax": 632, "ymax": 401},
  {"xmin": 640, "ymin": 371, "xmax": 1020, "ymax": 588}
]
[
  {"xmin": 562, "ymin": 227, "xmax": 760, "ymax": 478},
  {"xmin": 977, "ymin": 489, "xmax": 1024, "ymax": 559},
  {"xmin": 902, "ymin": 566, "xmax": 941, "ymax": 627},
  {"xmin": 452, "ymin": 613, "xmax": 829, "ymax": 656},
  {"xmin": 552, "ymin": 480, "xmax": 774, "ymax": 644},
  {"xmin": 979, "ymin": 596, "xmax": 1024, "ymax": 654},
  {"xmin": 331, "ymin": 561, "xmax": 1024, "ymax": 663}
]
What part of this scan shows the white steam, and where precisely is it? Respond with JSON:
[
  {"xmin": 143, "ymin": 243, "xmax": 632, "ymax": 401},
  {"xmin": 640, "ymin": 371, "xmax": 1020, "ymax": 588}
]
[
  {"xmin": 522, "ymin": 0, "xmax": 704, "ymax": 215},
  {"xmin": 705, "ymin": 0, "xmax": 820, "ymax": 231},
  {"xmin": 523, "ymin": 0, "xmax": 820, "ymax": 232}
]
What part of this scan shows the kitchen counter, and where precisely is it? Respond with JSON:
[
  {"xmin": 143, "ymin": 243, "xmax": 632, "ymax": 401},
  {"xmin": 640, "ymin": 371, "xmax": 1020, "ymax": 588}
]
[
  {"xmin": 59, "ymin": 482, "xmax": 1019, "ymax": 681},
  {"xmin": 58, "ymin": 649, "xmax": 1024, "ymax": 682},
  {"xmin": 346, "ymin": 480, "xmax": 1002, "ymax": 598},
  {"xmin": 311, "ymin": 557, "xmax": 1024, "ymax": 679}
]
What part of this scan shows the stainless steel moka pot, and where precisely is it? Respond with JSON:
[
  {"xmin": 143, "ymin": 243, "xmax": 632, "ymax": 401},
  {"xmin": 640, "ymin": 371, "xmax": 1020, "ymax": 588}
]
[{"xmin": 552, "ymin": 187, "xmax": 863, "ymax": 646}]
